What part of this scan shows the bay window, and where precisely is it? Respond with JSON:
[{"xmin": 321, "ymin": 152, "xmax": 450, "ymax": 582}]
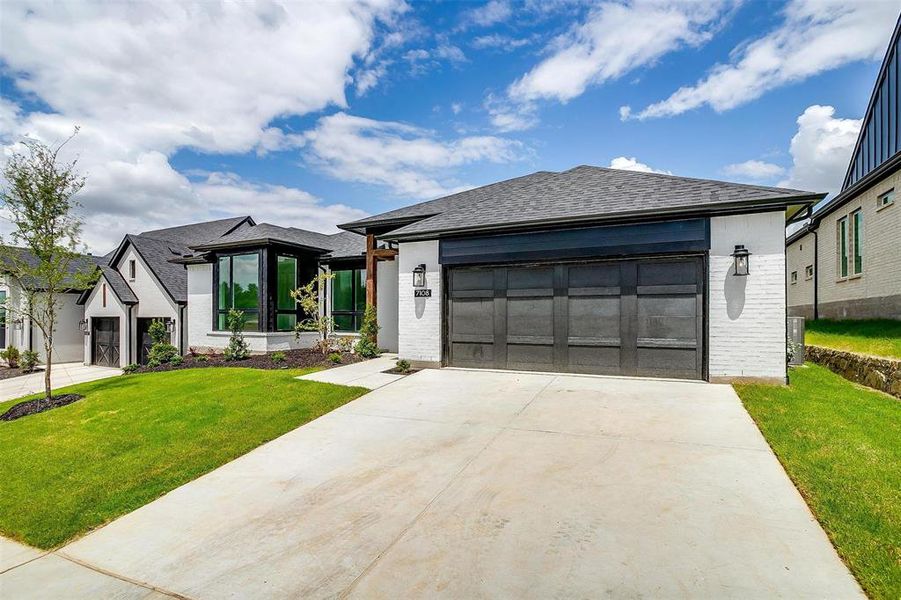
[
  {"xmin": 332, "ymin": 269, "xmax": 366, "ymax": 332},
  {"xmin": 216, "ymin": 253, "xmax": 260, "ymax": 331}
]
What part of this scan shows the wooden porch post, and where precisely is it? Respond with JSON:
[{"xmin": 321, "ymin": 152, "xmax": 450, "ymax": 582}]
[{"xmin": 365, "ymin": 233, "xmax": 377, "ymax": 308}]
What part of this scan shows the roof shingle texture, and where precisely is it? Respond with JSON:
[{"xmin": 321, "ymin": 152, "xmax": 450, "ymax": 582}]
[
  {"xmin": 100, "ymin": 265, "xmax": 137, "ymax": 304},
  {"xmin": 342, "ymin": 166, "xmax": 821, "ymax": 238}
]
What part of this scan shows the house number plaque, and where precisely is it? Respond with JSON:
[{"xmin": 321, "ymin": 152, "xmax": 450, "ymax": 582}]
[{"xmin": 414, "ymin": 289, "xmax": 432, "ymax": 298}]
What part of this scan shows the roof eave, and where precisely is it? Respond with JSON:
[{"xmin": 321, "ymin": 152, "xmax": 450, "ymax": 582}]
[
  {"xmin": 379, "ymin": 194, "xmax": 824, "ymax": 242},
  {"xmin": 190, "ymin": 237, "xmax": 331, "ymax": 254}
]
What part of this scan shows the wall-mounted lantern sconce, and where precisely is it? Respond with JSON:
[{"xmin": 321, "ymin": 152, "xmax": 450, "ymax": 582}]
[
  {"xmin": 165, "ymin": 319, "xmax": 175, "ymax": 334},
  {"xmin": 731, "ymin": 244, "xmax": 751, "ymax": 276},
  {"xmin": 412, "ymin": 264, "xmax": 427, "ymax": 288},
  {"xmin": 78, "ymin": 318, "xmax": 89, "ymax": 334},
  {"xmin": 13, "ymin": 319, "xmax": 23, "ymax": 331}
]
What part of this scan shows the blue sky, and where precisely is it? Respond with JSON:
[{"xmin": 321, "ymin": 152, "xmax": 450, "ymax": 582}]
[{"xmin": 1, "ymin": 0, "xmax": 899, "ymax": 251}]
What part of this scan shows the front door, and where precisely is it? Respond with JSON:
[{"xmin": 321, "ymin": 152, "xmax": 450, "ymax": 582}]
[
  {"xmin": 92, "ymin": 317, "xmax": 120, "ymax": 367},
  {"xmin": 137, "ymin": 318, "xmax": 172, "ymax": 364}
]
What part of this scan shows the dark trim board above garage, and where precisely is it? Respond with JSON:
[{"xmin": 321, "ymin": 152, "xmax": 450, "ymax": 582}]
[{"xmin": 439, "ymin": 218, "xmax": 709, "ymax": 266}]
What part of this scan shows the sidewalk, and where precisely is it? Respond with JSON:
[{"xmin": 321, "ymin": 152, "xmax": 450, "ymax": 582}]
[{"xmin": 295, "ymin": 354, "xmax": 405, "ymax": 390}]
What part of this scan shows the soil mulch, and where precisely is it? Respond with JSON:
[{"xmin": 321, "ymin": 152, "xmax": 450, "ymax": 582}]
[
  {"xmin": 383, "ymin": 367, "xmax": 419, "ymax": 376},
  {"xmin": 133, "ymin": 348, "xmax": 368, "ymax": 374},
  {"xmin": 1, "ymin": 394, "xmax": 84, "ymax": 421},
  {"xmin": 0, "ymin": 366, "xmax": 41, "ymax": 381}
]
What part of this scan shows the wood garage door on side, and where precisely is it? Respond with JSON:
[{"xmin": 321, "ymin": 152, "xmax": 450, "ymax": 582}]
[{"xmin": 447, "ymin": 256, "xmax": 705, "ymax": 380}]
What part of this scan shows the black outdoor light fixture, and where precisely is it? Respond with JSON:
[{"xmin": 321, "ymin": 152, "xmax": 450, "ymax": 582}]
[
  {"xmin": 731, "ymin": 244, "xmax": 751, "ymax": 276},
  {"xmin": 165, "ymin": 319, "xmax": 175, "ymax": 334},
  {"xmin": 412, "ymin": 263, "xmax": 427, "ymax": 288}
]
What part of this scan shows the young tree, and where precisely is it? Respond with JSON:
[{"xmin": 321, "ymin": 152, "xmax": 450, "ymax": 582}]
[
  {"xmin": 291, "ymin": 272, "xmax": 334, "ymax": 355},
  {"xmin": 0, "ymin": 133, "xmax": 96, "ymax": 400}
]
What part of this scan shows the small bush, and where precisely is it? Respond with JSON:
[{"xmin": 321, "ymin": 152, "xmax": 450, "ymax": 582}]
[
  {"xmin": 146, "ymin": 358, "xmax": 161, "ymax": 368},
  {"xmin": 396, "ymin": 359, "xmax": 411, "ymax": 373},
  {"xmin": 328, "ymin": 352, "xmax": 342, "ymax": 364},
  {"xmin": 148, "ymin": 343, "xmax": 178, "ymax": 365},
  {"xmin": 270, "ymin": 351, "xmax": 286, "ymax": 363},
  {"xmin": 188, "ymin": 346, "xmax": 199, "ymax": 357},
  {"xmin": 354, "ymin": 305, "xmax": 380, "ymax": 358},
  {"xmin": 20, "ymin": 351, "xmax": 38, "ymax": 372},
  {"xmin": 147, "ymin": 319, "xmax": 170, "ymax": 346},
  {"xmin": 337, "ymin": 336, "xmax": 354, "ymax": 353},
  {"xmin": 195, "ymin": 354, "xmax": 209, "ymax": 362},
  {"xmin": 1, "ymin": 345, "xmax": 20, "ymax": 368},
  {"xmin": 123, "ymin": 363, "xmax": 139, "ymax": 374},
  {"xmin": 169, "ymin": 355, "xmax": 184, "ymax": 366},
  {"xmin": 224, "ymin": 309, "xmax": 250, "ymax": 361}
]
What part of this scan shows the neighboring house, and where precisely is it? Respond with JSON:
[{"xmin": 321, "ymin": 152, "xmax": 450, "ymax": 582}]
[
  {"xmin": 78, "ymin": 217, "xmax": 373, "ymax": 367},
  {"xmin": 0, "ymin": 247, "xmax": 100, "ymax": 364},
  {"xmin": 786, "ymin": 18, "xmax": 901, "ymax": 320},
  {"xmin": 340, "ymin": 165, "xmax": 823, "ymax": 384}
]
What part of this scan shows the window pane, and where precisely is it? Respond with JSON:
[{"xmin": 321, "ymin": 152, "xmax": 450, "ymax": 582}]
[
  {"xmin": 277, "ymin": 256, "xmax": 297, "ymax": 310},
  {"xmin": 333, "ymin": 270, "xmax": 353, "ymax": 311},
  {"xmin": 217, "ymin": 312, "xmax": 227, "ymax": 331},
  {"xmin": 355, "ymin": 269, "xmax": 366, "ymax": 311},
  {"xmin": 218, "ymin": 257, "xmax": 230, "ymax": 310},
  {"xmin": 839, "ymin": 219, "xmax": 848, "ymax": 277},
  {"xmin": 333, "ymin": 314, "xmax": 354, "ymax": 331},
  {"xmin": 853, "ymin": 212, "xmax": 863, "ymax": 273},
  {"xmin": 276, "ymin": 313, "xmax": 296, "ymax": 331},
  {"xmin": 242, "ymin": 311, "xmax": 259, "ymax": 332},
  {"xmin": 232, "ymin": 253, "xmax": 259, "ymax": 309}
]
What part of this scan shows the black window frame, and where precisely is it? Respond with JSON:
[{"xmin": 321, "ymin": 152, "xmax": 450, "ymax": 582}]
[
  {"xmin": 213, "ymin": 250, "xmax": 263, "ymax": 332},
  {"xmin": 331, "ymin": 267, "xmax": 366, "ymax": 333},
  {"xmin": 274, "ymin": 254, "xmax": 303, "ymax": 332},
  {"xmin": 128, "ymin": 259, "xmax": 136, "ymax": 279}
]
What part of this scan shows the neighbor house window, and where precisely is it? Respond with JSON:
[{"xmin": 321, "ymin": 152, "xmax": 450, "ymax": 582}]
[
  {"xmin": 276, "ymin": 255, "xmax": 298, "ymax": 331},
  {"xmin": 790, "ymin": 271, "xmax": 798, "ymax": 284},
  {"xmin": 805, "ymin": 265, "xmax": 814, "ymax": 280},
  {"xmin": 216, "ymin": 253, "xmax": 260, "ymax": 331},
  {"xmin": 878, "ymin": 188, "xmax": 894, "ymax": 209},
  {"xmin": 128, "ymin": 259, "xmax": 136, "ymax": 279},
  {"xmin": 331, "ymin": 269, "xmax": 365, "ymax": 332},
  {"xmin": 837, "ymin": 217, "xmax": 848, "ymax": 278},
  {"xmin": 850, "ymin": 210, "xmax": 863, "ymax": 275}
]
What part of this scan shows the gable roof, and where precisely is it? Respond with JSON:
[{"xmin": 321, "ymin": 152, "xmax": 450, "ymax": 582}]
[
  {"xmin": 841, "ymin": 15, "xmax": 901, "ymax": 193},
  {"xmin": 0, "ymin": 246, "xmax": 104, "ymax": 291},
  {"xmin": 342, "ymin": 166, "xmax": 823, "ymax": 241}
]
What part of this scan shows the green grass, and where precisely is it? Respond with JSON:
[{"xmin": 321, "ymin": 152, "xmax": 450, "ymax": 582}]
[
  {"xmin": 0, "ymin": 367, "xmax": 367, "ymax": 549},
  {"xmin": 806, "ymin": 319, "xmax": 901, "ymax": 359},
  {"xmin": 735, "ymin": 364, "xmax": 900, "ymax": 599}
]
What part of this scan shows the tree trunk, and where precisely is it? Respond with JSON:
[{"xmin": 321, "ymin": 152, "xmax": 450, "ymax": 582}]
[{"xmin": 44, "ymin": 347, "xmax": 52, "ymax": 401}]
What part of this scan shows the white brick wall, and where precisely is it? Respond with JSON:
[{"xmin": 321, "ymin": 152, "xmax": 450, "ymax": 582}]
[
  {"xmin": 708, "ymin": 211, "xmax": 786, "ymax": 381},
  {"xmin": 185, "ymin": 263, "xmax": 316, "ymax": 353},
  {"xmin": 397, "ymin": 240, "xmax": 442, "ymax": 365}
]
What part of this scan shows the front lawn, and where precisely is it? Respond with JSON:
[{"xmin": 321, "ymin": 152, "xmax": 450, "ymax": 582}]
[
  {"xmin": 805, "ymin": 319, "xmax": 901, "ymax": 359},
  {"xmin": 735, "ymin": 364, "xmax": 900, "ymax": 599},
  {"xmin": 0, "ymin": 368, "xmax": 367, "ymax": 549}
]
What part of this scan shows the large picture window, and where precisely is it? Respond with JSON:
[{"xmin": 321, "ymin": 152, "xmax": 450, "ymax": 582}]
[
  {"xmin": 216, "ymin": 253, "xmax": 260, "ymax": 331},
  {"xmin": 276, "ymin": 255, "xmax": 298, "ymax": 331},
  {"xmin": 331, "ymin": 269, "xmax": 366, "ymax": 332}
]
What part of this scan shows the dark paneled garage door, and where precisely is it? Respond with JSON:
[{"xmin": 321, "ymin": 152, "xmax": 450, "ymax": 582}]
[
  {"xmin": 92, "ymin": 317, "xmax": 120, "ymax": 368},
  {"xmin": 447, "ymin": 257, "xmax": 704, "ymax": 379}
]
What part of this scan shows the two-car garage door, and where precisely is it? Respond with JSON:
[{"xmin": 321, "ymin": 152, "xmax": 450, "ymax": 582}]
[{"xmin": 447, "ymin": 256, "xmax": 704, "ymax": 380}]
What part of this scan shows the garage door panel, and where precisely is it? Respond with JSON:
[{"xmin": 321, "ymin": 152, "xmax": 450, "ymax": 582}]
[{"xmin": 448, "ymin": 257, "xmax": 703, "ymax": 380}]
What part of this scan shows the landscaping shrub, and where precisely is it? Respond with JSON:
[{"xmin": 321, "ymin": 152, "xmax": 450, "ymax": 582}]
[
  {"xmin": 223, "ymin": 309, "xmax": 250, "ymax": 361},
  {"xmin": 337, "ymin": 336, "xmax": 354, "ymax": 353},
  {"xmin": 396, "ymin": 359, "xmax": 411, "ymax": 373},
  {"xmin": 123, "ymin": 363, "xmax": 139, "ymax": 374},
  {"xmin": 195, "ymin": 354, "xmax": 209, "ymax": 362},
  {"xmin": 20, "ymin": 350, "xmax": 38, "ymax": 372},
  {"xmin": 354, "ymin": 305, "xmax": 380, "ymax": 358},
  {"xmin": 147, "ymin": 319, "xmax": 178, "ymax": 364},
  {"xmin": 1, "ymin": 345, "xmax": 20, "ymax": 368},
  {"xmin": 270, "ymin": 351, "xmax": 286, "ymax": 363},
  {"xmin": 328, "ymin": 352, "xmax": 342, "ymax": 364},
  {"xmin": 169, "ymin": 355, "xmax": 184, "ymax": 366}
]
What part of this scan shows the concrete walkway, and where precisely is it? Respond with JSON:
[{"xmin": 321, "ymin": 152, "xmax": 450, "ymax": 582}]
[
  {"xmin": 0, "ymin": 369, "xmax": 862, "ymax": 599},
  {"xmin": 296, "ymin": 354, "xmax": 405, "ymax": 389},
  {"xmin": 0, "ymin": 363, "xmax": 122, "ymax": 403}
]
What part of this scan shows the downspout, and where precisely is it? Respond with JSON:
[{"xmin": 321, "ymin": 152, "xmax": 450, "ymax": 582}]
[{"xmin": 812, "ymin": 229, "xmax": 819, "ymax": 320}]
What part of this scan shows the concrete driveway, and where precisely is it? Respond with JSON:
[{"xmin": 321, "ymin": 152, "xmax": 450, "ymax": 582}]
[
  {"xmin": 1, "ymin": 368, "xmax": 861, "ymax": 599},
  {"xmin": 0, "ymin": 363, "xmax": 122, "ymax": 403}
]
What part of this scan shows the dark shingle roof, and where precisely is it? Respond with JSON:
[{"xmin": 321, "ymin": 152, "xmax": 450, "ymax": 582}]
[
  {"xmin": 99, "ymin": 265, "xmax": 137, "ymax": 304},
  {"xmin": 342, "ymin": 166, "xmax": 824, "ymax": 240},
  {"xmin": 139, "ymin": 216, "xmax": 250, "ymax": 246},
  {"xmin": 188, "ymin": 222, "xmax": 367, "ymax": 259},
  {"xmin": 0, "ymin": 246, "xmax": 104, "ymax": 290},
  {"xmin": 126, "ymin": 234, "xmax": 194, "ymax": 302}
]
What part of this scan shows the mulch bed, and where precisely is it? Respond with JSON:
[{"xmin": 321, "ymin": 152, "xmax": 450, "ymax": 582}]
[
  {"xmin": 383, "ymin": 367, "xmax": 419, "ymax": 376},
  {"xmin": 0, "ymin": 394, "xmax": 84, "ymax": 421},
  {"xmin": 0, "ymin": 366, "xmax": 41, "ymax": 381},
  {"xmin": 132, "ymin": 348, "xmax": 369, "ymax": 374}
]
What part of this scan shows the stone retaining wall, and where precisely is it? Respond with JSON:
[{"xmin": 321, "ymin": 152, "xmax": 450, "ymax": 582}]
[{"xmin": 806, "ymin": 345, "xmax": 901, "ymax": 398}]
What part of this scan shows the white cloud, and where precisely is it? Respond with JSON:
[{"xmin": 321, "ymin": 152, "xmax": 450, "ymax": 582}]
[
  {"xmin": 723, "ymin": 159, "xmax": 786, "ymax": 180},
  {"xmin": 302, "ymin": 112, "xmax": 524, "ymax": 199},
  {"xmin": 508, "ymin": 0, "xmax": 733, "ymax": 105},
  {"xmin": 484, "ymin": 93, "xmax": 539, "ymax": 133},
  {"xmin": 471, "ymin": 34, "xmax": 535, "ymax": 51},
  {"xmin": 777, "ymin": 105, "xmax": 860, "ymax": 195},
  {"xmin": 451, "ymin": 102, "xmax": 464, "ymax": 115},
  {"xmin": 634, "ymin": 0, "xmax": 898, "ymax": 119},
  {"xmin": 462, "ymin": 0, "xmax": 513, "ymax": 28},
  {"xmin": 0, "ymin": 0, "xmax": 403, "ymax": 251},
  {"xmin": 608, "ymin": 156, "xmax": 671, "ymax": 174}
]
